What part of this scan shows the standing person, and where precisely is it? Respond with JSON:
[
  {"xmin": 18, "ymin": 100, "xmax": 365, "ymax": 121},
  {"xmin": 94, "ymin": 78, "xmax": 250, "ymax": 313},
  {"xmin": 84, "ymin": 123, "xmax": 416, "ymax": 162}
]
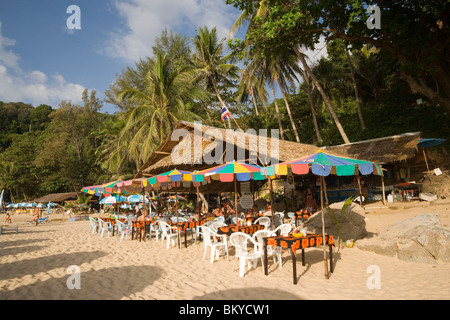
[
  {"xmin": 5, "ymin": 211, "xmax": 12, "ymax": 224},
  {"xmin": 137, "ymin": 208, "xmax": 148, "ymax": 240},
  {"xmin": 304, "ymin": 188, "xmax": 317, "ymax": 212},
  {"xmin": 33, "ymin": 206, "xmax": 40, "ymax": 226}
]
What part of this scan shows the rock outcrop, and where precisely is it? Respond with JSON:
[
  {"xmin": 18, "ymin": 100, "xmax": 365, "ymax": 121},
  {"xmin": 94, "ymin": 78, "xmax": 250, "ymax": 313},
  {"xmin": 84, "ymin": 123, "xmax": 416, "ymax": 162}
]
[
  {"xmin": 356, "ymin": 214, "xmax": 450, "ymax": 264},
  {"xmin": 303, "ymin": 201, "xmax": 367, "ymax": 243}
]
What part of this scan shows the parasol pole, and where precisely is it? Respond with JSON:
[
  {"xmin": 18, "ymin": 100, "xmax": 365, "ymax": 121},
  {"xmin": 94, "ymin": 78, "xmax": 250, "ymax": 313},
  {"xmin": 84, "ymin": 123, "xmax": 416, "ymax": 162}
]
[
  {"xmin": 320, "ymin": 176, "xmax": 329, "ymax": 279},
  {"xmin": 234, "ymin": 176, "xmax": 239, "ymax": 227},
  {"xmin": 381, "ymin": 166, "xmax": 387, "ymax": 206},
  {"xmin": 357, "ymin": 174, "xmax": 364, "ymax": 207},
  {"xmin": 269, "ymin": 176, "xmax": 274, "ymax": 228},
  {"xmin": 176, "ymin": 185, "xmax": 181, "ymax": 249}
]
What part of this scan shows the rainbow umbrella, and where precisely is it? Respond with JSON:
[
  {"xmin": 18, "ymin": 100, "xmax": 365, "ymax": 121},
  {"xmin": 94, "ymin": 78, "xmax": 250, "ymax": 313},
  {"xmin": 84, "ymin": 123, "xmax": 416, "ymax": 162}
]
[
  {"xmin": 111, "ymin": 177, "xmax": 151, "ymax": 194},
  {"xmin": 167, "ymin": 195, "xmax": 187, "ymax": 202},
  {"xmin": 144, "ymin": 169, "xmax": 204, "ymax": 248},
  {"xmin": 81, "ymin": 180, "xmax": 123, "ymax": 195},
  {"xmin": 266, "ymin": 150, "xmax": 382, "ymax": 279},
  {"xmin": 266, "ymin": 149, "xmax": 382, "ymax": 177},
  {"xmin": 198, "ymin": 161, "xmax": 266, "ymax": 226},
  {"xmin": 144, "ymin": 169, "xmax": 204, "ymax": 190}
]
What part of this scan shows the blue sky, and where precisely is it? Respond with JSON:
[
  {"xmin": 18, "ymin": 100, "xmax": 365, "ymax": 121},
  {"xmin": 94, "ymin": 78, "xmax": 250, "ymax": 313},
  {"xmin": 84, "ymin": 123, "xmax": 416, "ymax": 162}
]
[{"xmin": 0, "ymin": 0, "xmax": 326, "ymax": 114}]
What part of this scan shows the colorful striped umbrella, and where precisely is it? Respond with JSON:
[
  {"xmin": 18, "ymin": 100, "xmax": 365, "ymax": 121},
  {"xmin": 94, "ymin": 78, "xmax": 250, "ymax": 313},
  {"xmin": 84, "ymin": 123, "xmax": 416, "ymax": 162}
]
[
  {"xmin": 266, "ymin": 150, "xmax": 382, "ymax": 279},
  {"xmin": 81, "ymin": 180, "xmax": 123, "ymax": 195},
  {"xmin": 198, "ymin": 161, "xmax": 266, "ymax": 182},
  {"xmin": 167, "ymin": 195, "xmax": 187, "ymax": 201},
  {"xmin": 144, "ymin": 169, "xmax": 204, "ymax": 190},
  {"xmin": 144, "ymin": 169, "xmax": 203, "ymax": 248},
  {"xmin": 266, "ymin": 150, "xmax": 382, "ymax": 177},
  {"xmin": 198, "ymin": 161, "xmax": 266, "ymax": 226}
]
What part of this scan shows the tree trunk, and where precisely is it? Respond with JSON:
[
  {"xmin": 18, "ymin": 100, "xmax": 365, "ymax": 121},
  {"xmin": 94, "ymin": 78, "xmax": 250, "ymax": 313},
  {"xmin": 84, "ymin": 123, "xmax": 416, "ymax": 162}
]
[
  {"xmin": 400, "ymin": 70, "xmax": 450, "ymax": 114},
  {"xmin": 277, "ymin": 79, "xmax": 300, "ymax": 143},
  {"xmin": 345, "ymin": 47, "xmax": 366, "ymax": 131},
  {"xmin": 250, "ymin": 87, "xmax": 260, "ymax": 116},
  {"xmin": 269, "ymin": 81, "xmax": 285, "ymax": 140},
  {"xmin": 295, "ymin": 46, "xmax": 351, "ymax": 144},
  {"xmin": 301, "ymin": 70, "xmax": 323, "ymax": 144}
]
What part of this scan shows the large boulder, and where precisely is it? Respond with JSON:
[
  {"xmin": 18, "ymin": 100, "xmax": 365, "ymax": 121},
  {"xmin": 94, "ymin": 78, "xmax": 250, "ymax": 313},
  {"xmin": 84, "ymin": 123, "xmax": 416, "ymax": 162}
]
[
  {"xmin": 356, "ymin": 214, "xmax": 450, "ymax": 264},
  {"xmin": 303, "ymin": 201, "xmax": 367, "ymax": 243}
]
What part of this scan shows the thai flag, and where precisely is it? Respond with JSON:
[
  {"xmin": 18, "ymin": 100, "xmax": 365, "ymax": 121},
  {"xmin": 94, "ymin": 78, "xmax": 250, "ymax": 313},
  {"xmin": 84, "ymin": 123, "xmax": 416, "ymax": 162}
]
[{"xmin": 221, "ymin": 105, "xmax": 231, "ymax": 121}]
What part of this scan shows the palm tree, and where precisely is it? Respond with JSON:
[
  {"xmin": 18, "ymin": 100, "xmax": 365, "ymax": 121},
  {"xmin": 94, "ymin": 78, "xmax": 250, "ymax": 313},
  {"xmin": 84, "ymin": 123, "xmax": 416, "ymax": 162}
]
[
  {"xmin": 237, "ymin": 63, "xmax": 270, "ymax": 117},
  {"xmin": 294, "ymin": 45, "xmax": 351, "ymax": 144},
  {"xmin": 109, "ymin": 53, "xmax": 208, "ymax": 171},
  {"xmin": 345, "ymin": 45, "xmax": 366, "ymax": 131},
  {"xmin": 190, "ymin": 26, "xmax": 240, "ymax": 128},
  {"xmin": 300, "ymin": 69, "xmax": 323, "ymax": 144}
]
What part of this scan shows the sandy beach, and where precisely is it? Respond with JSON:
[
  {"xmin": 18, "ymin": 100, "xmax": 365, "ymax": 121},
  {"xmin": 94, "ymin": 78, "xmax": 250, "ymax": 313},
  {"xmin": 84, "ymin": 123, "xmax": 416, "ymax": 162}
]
[{"xmin": 1, "ymin": 201, "xmax": 450, "ymax": 301}]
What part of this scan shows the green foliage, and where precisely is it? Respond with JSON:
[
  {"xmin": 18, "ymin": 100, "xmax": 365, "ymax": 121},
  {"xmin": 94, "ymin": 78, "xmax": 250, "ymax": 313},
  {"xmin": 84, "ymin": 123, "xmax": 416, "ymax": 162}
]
[{"xmin": 326, "ymin": 196, "xmax": 356, "ymax": 248}]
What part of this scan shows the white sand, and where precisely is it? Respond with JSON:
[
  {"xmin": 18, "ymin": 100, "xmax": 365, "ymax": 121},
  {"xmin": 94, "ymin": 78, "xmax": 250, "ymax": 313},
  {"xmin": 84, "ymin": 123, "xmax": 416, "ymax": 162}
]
[{"xmin": 1, "ymin": 202, "xmax": 449, "ymax": 300}]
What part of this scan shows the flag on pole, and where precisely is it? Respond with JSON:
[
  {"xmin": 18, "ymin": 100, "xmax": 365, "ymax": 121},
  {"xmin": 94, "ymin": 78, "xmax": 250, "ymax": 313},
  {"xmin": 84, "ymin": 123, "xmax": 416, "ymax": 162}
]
[{"xmin": 221, "ymin": 105, "xmax": 231, "ymax": 121}]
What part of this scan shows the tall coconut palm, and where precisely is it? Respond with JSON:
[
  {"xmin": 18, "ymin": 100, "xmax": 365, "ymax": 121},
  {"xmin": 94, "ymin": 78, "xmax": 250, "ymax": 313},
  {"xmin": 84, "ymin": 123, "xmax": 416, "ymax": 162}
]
[
  {"xmin": 300, "ymin": 69, "xmax": 323, "ymax": 144},
  {"xmin": 345, "ymin": 45, "xmax": 366, "ymax": 131},
  {"xmin": 295, "ymin": 45, "xmax": 351, "ymax": 144},
  {"xmin": 236, "ymin": 63, "xmax": 270, "ymax": 116},
  {"xmin": 190, "ymin": 26, "xmax": 240, "ymax": 128},
  {"xmin": 108, "ymin": 53, "xmax": 208, "ymax": 171}
]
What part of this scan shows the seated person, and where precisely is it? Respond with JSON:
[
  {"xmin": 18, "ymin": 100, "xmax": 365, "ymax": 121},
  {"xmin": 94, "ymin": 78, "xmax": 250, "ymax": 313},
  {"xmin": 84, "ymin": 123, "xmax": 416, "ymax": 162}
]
[{"xmin": 213, "ymin": 208, "xmax": 222, "ymax": 217}]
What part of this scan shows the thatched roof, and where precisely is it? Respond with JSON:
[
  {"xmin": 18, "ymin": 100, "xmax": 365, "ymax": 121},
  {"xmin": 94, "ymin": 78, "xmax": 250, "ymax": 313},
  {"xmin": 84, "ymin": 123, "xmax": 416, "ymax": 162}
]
[
  {"xmin": 137, "ymin": 121, "xmax": 320, "ymax": 177},
  {"xmin": 323, "ymin": 132, "xmax": 422, "ymax": 164},
  {"xmin": 135, "ymin": 122, "xmax": 422, "ymax": 193},
  {"xmin": 33, "ymin": 192, "xmax": 78, "ymax": 203}
]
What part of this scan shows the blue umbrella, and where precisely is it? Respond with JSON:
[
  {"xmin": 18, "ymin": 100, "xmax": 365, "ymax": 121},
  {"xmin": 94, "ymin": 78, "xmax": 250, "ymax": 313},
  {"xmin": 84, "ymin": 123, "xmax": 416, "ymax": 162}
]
[{"xmin": 127, "ymin": 194, "xmax": 148, "ymax": 203}]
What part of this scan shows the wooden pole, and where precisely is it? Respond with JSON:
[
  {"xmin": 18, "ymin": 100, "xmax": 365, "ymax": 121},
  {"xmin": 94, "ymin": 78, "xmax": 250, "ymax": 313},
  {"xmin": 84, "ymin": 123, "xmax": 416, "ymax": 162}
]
[
  {"xmin": 381, "ymin": 166, "xmax": 386, "ymax": 206},
  {"xmin": 269, "ymin": 177, "xmax": 274, "ymax": 228},
  {"xmin": 176, "ymin": 186, "xmax": 180, "ymax": 248},
  {"xmin": 320, "ymin": 176, "xmax": 329, "ymax": 279},
  {"xmin": 423, "ymin": 149, "xmax": 430, "ymax": 172},
  {"xmin": 322, "ymin": 177, "xmax": 329, "ymax": 205},
  {"xmin": 234, "ymin": 176, "xmax": 239, "ymax": 227},
  {"xmin": 357, "ymin": 175, "xmax": 364, "ymax": 208}
]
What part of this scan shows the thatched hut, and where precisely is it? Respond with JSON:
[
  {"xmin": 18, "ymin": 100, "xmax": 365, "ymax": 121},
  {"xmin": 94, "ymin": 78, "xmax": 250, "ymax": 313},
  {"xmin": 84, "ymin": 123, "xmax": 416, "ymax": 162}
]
[
  {"xmin": 137, "ymin": 121, "xmax": 320, "ymax": 177},
  {"xmin": 323, "ymin": 132, "xmax": 422, "ymax": 164},
  {"xmin": 136, "ymin": 123, "xmax": 435, "ymax": 204},
  {"xmin": 33, "ymin": 192, "xmax": 78, "ymax": 205}
]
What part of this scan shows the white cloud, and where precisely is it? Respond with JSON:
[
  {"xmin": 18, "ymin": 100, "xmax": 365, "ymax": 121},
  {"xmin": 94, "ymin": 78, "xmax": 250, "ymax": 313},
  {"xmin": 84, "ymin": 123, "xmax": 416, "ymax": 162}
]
[
  {"xmin": 302, "ymin": 36, "xmax": 328, "ymax": 67},
  {"xmin": 0, "ymin": 22, "xmax": 20, "ymax": 71},
  {"xmin": 103, "ymin": 0, "xmax": 240, "ymax": 63},
  {"xmin": 0, "ymin": 22, "xmax": 86, "ymax": 106}
]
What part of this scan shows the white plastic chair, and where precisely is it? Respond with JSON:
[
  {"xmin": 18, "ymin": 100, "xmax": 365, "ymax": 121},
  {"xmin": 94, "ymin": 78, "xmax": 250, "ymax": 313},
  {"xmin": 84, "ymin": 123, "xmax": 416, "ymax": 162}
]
[
  {"xmin": 211, "ymin": 221, "xmax": 227, "ymax": 233},
  {"xmin": 159, "ymin": 221, "xmax": 179, "ymax": 249},
  {"xmin": 97, "ymin": 218, "xmax": 112, "ymax": 238},
  {"xmin": 171, "ymin": 216, "xmax": 188, "ymax": 223},
  {"xmin": 252, "ymin": 229, "xmax": 282, "ymax": 268},
  {"xmin": 148, "ymin": 218, "xmax": 163, "ymax": 242},
  {"xmin": 89, "ymin": 217, "xmax": 98, "ymax": 234},
  {"xmin": 201, "ymin": 225, "xmax": 228, "ymax": 263},
  {"xmin": 230, "ymin": 232, "xmax": 265, "ymax": 277},
  {"xmin": 214, "ymin": 216, "xmax": 225, "ymax": 223},
  {"xmin": 196, "ymin": 220, "xmax": 214, "ymax": 244},
  {"xmin": 273, "ymin": 212, "xmax": 284, "ymax": 227},
  {"xmin": 254, "ymin": 216, "xmax": 271, "ymax": 229},
  {"xmin": 287, "ymin": 212, "xmax": 296, "ymax": 225},
  {"xmin": 116, "ymin": 220, "xmax": 131, "ymax": 241},
  {"xmin": 273, "ymin": 223, "xmax": 292, "ymax": 236}
]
